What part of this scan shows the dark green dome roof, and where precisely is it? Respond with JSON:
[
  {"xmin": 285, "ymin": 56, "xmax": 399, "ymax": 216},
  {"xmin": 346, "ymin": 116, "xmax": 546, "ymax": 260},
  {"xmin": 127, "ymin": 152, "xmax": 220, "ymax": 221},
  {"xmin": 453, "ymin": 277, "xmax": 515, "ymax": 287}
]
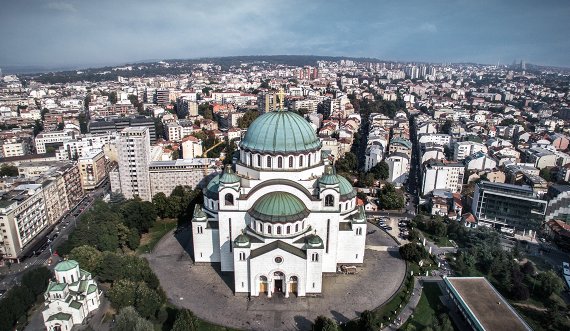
[
  {"xmin": 308, "ymin": 235, "xmax": 323, "ymax": 246},
  {"xmin": 234, "ymin": 233, "xmax": 250, "ymax": 247},
  {"xmin": 219, "ymin": 165, "xmax": 240, "ymax": 184},
  {"xmin": 205, "ymin": 174, "xmax": 221, "ymax": 199},
  {"xmin": 240, "ymin": 111, "xmax": 321, "ymax": 154},
  {"xmin": 54, "ymin": 260, "xmax": 78, "ymax": 272},
  {"xmin": 318, "ymin": 165, "xmax": 340, "ymax": 185},
  {"xmin": 248, "ymin": 192, "xmax": 310, "ymax": 223},
  {"xmin": 338, "ymin": 175, "xmax": 356, "ymax": 200}
]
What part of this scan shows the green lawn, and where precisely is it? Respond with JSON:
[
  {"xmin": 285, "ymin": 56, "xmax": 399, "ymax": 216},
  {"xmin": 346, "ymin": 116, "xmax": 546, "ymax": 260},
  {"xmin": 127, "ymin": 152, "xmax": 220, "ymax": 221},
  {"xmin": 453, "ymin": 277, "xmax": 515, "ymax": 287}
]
[
  {"xmin": 401, "ymin": 282, "xmax": 455, "ymax": 330},
  {"xmin": 137, "ymin": 218, "xmax": 178, "ymax": 254}
]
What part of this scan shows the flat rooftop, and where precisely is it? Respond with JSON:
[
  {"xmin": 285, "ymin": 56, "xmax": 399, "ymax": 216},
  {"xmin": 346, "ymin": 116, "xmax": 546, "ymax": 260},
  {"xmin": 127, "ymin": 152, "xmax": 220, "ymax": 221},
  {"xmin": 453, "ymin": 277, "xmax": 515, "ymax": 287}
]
[{"xmin": 445, "ymin": 277, "xmax": 531, "ymax": 331}]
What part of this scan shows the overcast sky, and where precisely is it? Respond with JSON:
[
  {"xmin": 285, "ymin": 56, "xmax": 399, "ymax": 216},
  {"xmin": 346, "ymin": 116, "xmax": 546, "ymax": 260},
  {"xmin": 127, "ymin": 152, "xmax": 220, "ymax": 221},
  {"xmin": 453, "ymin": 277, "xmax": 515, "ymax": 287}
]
[{"xmin": 1, "ymin": 0, "xmax": 569, "ymax": 68}]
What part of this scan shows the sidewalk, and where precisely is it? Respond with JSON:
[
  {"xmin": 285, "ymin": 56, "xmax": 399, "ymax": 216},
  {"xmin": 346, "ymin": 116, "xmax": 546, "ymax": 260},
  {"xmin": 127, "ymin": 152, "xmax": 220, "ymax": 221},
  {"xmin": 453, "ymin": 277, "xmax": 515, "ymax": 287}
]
[{"xmin": 382, "ymin": 277, "xmax": 423, "ymax": 331}]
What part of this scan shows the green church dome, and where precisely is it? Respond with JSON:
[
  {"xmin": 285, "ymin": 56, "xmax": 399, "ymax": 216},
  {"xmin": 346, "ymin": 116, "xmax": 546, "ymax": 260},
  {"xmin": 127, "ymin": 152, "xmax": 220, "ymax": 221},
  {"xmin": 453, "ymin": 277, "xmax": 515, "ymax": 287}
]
[
  {"xmin": 205, "ymin": 174, "xmax": 221, "ymax": 199},
  {"xmin": 318, "ymin": 165, "xmax": 340, "ymax": 185},
  {"xmin": 338, "ymin": 175, "xmax": 356, "ymax": 200},
  {"xmin": 248, "ymin": 192, "xmax": 310, "ymax": 223},
  {"xmin": 55, "ymin": 260, "xmax": 79, "ymax": 272},
  {"xmin": 240, "ymin": 111, "xmax": 321, "ymax": 154},
  {"xmin": 219, "ymin": 165, "xmax": 240, "ymax": 184}
]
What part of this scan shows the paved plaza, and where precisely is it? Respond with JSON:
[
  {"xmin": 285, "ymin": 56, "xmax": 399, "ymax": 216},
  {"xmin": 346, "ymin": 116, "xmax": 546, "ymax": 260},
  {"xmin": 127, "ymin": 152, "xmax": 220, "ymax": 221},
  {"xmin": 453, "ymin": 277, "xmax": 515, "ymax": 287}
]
[{"xmin": 146, "ymin": 223, "xmax": 406, "ymax": 331}]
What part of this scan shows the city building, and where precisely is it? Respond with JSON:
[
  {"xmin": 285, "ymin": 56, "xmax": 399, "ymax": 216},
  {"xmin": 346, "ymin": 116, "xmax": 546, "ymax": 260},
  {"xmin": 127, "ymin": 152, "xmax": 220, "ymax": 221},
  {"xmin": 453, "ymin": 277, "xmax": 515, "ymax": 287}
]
[
  {"xmin": 443, "ymin": 277, "xmax": 532, "ymax": 331},
  {"xmin": 181, "ymin": 135, "xmax": 203, "ymax": 159},
  {"xmin": 192, "ymin": 110, "xmax": 366, "ymax": 298},
  {"xmin": 421, "ymin": 160, "xmax": 465, "ymax": 196},
  {"xmin": 453, "ymin": 141, "xmax": 487, "ymax": 162},
  {"xmin": 1, "ymin": 137, "xmax": 31, "ymax": 157},
  {"xmin": 148, "ymin": 158, "xmax": 218, "ymax": 196},
  {"xmin": 0, "ymin": 184, "xmax": 47, "ymax": 262},
  {"xmin": 116, "ymin": 127, "xmax": 151, "ymax": 201},
  {"xmin": 78, "ymin": 150, "xmax": 108, "ymax": 190},
  {"xmin": 88, "ymin": 116, "xmax": 157, "ymax": 143},
  {"xmin": 386, "ymin": 153, "xmax": 410, "ymax": 187},
  {"xmin": 35, "ymin": 131, "xmax": 77, "ymax": 154},
  {"xmin": 42, "ymin": 260, "xmax": 102, "ymax": 331},
  {"xmin": 472, "ymin": 181, "xmax": 547, "ymax": 230}
]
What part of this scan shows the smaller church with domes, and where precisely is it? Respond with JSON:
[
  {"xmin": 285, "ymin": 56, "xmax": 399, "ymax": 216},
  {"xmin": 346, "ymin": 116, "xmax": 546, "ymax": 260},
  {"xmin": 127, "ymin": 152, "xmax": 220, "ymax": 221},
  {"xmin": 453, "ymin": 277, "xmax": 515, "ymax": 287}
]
[{"xmin": 191, "ymin": 108, "xmax": 367, "ymax": 297}]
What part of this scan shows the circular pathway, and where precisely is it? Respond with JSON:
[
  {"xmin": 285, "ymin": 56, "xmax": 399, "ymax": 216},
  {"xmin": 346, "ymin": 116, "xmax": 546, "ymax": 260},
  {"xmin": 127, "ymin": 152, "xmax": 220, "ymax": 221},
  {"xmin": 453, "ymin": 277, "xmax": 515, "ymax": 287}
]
[{"xmin": 146, "ymin": 224, "xmax": 406, "ymax": 331}]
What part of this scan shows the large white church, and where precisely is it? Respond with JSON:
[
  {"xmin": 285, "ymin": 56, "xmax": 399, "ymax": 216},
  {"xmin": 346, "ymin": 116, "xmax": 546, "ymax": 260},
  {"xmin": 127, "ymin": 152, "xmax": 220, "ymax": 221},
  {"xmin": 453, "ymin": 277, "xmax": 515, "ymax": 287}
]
[{"xmin": 191, "ymin": 108, "xmax": 367, "ymax": 297}]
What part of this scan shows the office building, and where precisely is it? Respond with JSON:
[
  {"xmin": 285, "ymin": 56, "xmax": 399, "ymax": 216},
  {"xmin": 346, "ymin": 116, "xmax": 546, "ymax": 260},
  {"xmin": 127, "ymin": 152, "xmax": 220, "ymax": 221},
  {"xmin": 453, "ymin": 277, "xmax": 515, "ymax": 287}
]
[
  {"xmin": 472, "ymin": 181, "xmax": 547, "ymax": 230},
  {"xmin": 116, "ymin": 127, "xmax": 151, "ymax": 201}
]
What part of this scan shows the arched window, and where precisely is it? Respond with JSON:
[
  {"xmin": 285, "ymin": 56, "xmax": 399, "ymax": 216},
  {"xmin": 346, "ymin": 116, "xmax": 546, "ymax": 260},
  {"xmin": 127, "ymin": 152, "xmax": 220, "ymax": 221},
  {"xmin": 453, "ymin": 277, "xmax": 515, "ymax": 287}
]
[
  {"xmin": 257, "ymin": 155, "xmax": 261, "ymax": 167},
  {"xmin": 325, "ymin": 194, "xmax": 334, "ymax": 207},
  {"xmin": 356, "ymin": 228, "xmax": 363, "ymax": 235},
  {"xmin": 290, "ymin": 276, "xmax": 298, "ymax": 282},
  {"xmin": 197, "ymin": 226, "xmax": 203, "ymax": 234},
  {"xmin": 268, "ymin": 225, "xmax": 272, "ymax": 234},
  {"xmin": 345, "ymin": 202, "xmax": 349, "ymax": 210},
  {"xmin": 277, "ymin": 156, "xmax": 283, "ymax": 168},
  {"xmin": 248, "ymin": 153, "xmax": 252, "ymax": 166},
  {"xmin": 311, "ymin": 253, "xmax": 319, "ymax": 262},
  {"xmin": 277, "ymin": 226, "xmax": 282, "ymax": 234},
  {"xmin": 308, "ymin": 154, "xmax": 311, "ymax": 167},
  {"xmin": 289, "ymin": 156, "xmax": 294, "ymax": 168},
  {"xmin": 239, "ymin": 252, "xmax": 246, "ymax": 260},
  {"xmin": 266, "ymin": 156, "xmax": 272, "ymax": 168},
  {"xmin": 295, "ymin": 224, "xmax": 299, "ymax": 232},
  {"xmin": 225, "ymin": 193, "xmax": 234, "ymax": 206},
  {"xmin": 299, "ymin": 155, "xmax": 304, "ymax": 167},
  {"xmin": 258, "ymin": 222, "xmax": 262, "ymax": 232},
  {"xmin": 286, "ymin": 225, "xmax": 291, "ymax": 234}
]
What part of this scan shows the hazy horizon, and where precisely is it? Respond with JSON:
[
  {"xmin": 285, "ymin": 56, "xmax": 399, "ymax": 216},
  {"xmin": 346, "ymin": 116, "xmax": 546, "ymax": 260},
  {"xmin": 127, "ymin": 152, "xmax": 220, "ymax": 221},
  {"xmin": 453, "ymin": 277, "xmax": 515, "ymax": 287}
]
[{"xmin": 1, "ymin": 0, "xmax": 569, "ymax": 70}]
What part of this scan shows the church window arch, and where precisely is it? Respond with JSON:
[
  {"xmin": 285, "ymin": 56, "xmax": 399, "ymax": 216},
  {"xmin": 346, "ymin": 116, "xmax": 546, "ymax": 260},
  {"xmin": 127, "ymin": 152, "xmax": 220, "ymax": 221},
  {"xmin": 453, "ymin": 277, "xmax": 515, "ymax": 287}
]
[
  {"xmin": 286, "ymin": 225, "xmax": 291, "ymax": 234},
  {"xmin": 356, "ymin": 227, "xmax": 362, "ymax": 235},
  {"xmin": 325, "ymin": 194, "xmax": 334, "ymax": 207},
  {"xmin": 277, "ymin": 156, "xmax": 283, "ymax": 168},
  {"xmin": 267, "ymin": 225, "xmax": 272, "ymax": 234},
  {"xmin": 224, "ymin": 193, "xmax": 234, "ymax": 206},
  {"xmin": 197, "ymin": 226, "xmax": 203, "ymax": 234},
  {"xmin": 257, "ymin": 154, "xmax": 261, "ymax": 167},
  {"xmin": 277, "ymin": 226, "xmax": 282, "ymax": 235},
  {"xmin": 299, "ymin": 155, "xmax": 304, "ymax": 167},
  {"xmin": 289, "ymin": 156, "xmax": 294, "ymax": 168},
  {"xmin": 308, "ymin": 154, "xmax": 311, "ymax": 167},
  {"xmin": 295, "ymin": 224, "xmax": 299, "ymax": 232},
  {"xmin": 239, "ymin": 252, "xmax": 246, "ymax": 261},
  {"xmin": 266, "ymin": 156, "xmax": 272, "ymax": 168},
  {"xmin": 311, "ymin": 253, "xmax": 319, "ymax": 262},
  {"xmin": 258, "ymin": 222, "xmax": 262, "ymax": 232}
]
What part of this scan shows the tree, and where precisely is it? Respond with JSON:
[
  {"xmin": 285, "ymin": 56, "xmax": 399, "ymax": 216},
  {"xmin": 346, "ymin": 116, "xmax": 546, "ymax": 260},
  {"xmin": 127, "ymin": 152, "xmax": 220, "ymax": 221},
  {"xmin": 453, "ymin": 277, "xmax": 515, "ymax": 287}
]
[
  {"xmin": 536, "ymin": 271, "xmax": 564, "ymax": 297},
  {"xmin": 114, "ymin": 306, "xmax": 154, "ymax": 331},
  {"xmin": 370, "ymin": 161, "xmax": 389, "ymax": 180},
  {"xmin": 171, "ymin": 309, "xmax": 198, "ymax": 331},
  {"xmin": 399, "ymin": 243, "xmax": 428, "ymax": 263},
  {"xmin": 108, "ymin": 279, "xmax": 137, "ymax": 309},
  {"xmin": 135, "ymin": 282, "xmax": 163, "ymax": 318},
  {"xmin": 441, "ymin": 120, "xmax": 452, "ymax": 134},
  {"xmin": 237, "ymin": 110, "xmax": 260, "ymax": 128},
  {"xmin": 313, "ymin": 315, "xmax": 339, "ymax": 331},
  {"xmin": 539, "ymin": 167, "xmax": 552, "ymax": 182},
  {"xmin": 378, "ymin": 183, "xmax": 405, "ymax": 210},
  {"xmin": 152, "ymin": 193, "xmax": 169, "ymax": 218},
  {"xmin": 69, "ymin": 245, "xmax": 102, "ymax": 272},
  {"xmin": 120, "ymin": 198, "xmax": 157, "ymax": 234},
  {"xmin": 336, "ymin": 152, "xmax": 358, "ymax": 173},
  {"xmin": 21, "ymin": 266, "xmax": 51, "ymax": 297},
  {"xmin": 0, "ymin": 164, "xmax": 19, "ymax": 177}
]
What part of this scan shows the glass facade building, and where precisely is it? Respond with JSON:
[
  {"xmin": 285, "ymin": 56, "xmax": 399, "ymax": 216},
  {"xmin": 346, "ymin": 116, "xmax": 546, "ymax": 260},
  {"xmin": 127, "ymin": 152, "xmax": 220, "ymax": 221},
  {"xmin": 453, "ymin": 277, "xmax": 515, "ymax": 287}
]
[{"xmin": 472, "ymin": 181, "xmax": 547, "ymax": 230}]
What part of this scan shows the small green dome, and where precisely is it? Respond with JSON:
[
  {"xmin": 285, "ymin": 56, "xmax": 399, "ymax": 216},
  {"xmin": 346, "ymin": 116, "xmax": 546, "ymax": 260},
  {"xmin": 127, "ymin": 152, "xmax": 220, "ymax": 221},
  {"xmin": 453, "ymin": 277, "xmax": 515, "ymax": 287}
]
[
  {"xmin": 240, "ymin": 111, "xmax": 321, "ymax": 154},
  {"xmin": 248, "ymin": 192, "xmax": 310, "ymax": 223},
  {"xmin": 308, "ymin": 234, "xmax": 323, "ymax": 247},
  {"xmin": 55, "ymin": 260, "xmax": 79, "ymax": 272},
  {"xmin": 234, "ymin": 233, "xmax": 250, "ymax": 247},
  {"xmin": 219, "ymin": 165, "xmax": 240, "ymax": 184},
  {"xmin": 338, "ymin": 175, "xmax": 356, "ymax": 200},
  {"xmin": 318, "ymin": 165, "xmax": 340, "ymax": 185},
  {"xmin": 205, "ymin": 174, "xmax": 221, "ymax": 199},
  {"xmin": 193, "ymin": 205, "xmax": 207, "ymax": 221}
]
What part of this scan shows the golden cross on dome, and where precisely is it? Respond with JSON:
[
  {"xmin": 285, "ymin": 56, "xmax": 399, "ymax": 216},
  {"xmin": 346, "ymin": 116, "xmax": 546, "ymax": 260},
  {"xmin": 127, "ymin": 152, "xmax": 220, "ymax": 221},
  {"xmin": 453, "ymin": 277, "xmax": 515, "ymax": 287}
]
[{"xmin": 277, "ymin": 88, "xmax": 285, "ymax": 110}]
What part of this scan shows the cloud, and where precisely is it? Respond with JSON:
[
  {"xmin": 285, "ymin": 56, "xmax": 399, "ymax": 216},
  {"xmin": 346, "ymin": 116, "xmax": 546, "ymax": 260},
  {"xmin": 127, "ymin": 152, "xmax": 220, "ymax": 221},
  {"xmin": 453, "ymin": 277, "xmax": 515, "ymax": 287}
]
[
  {"xmin": 419, "ymin": 23, "xmax": 437, "ymax": 33},
  {"xmin": 45, "ymin": 2, "xmax": 77, "ymax": 12}
]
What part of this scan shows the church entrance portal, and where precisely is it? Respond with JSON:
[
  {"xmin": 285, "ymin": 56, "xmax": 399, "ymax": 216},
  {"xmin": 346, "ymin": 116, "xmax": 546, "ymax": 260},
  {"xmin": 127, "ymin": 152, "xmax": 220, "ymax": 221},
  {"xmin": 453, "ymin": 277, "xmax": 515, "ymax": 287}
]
[{"xmin": 274, "ymin": 279, "xmax": 283, "ymax": 293}]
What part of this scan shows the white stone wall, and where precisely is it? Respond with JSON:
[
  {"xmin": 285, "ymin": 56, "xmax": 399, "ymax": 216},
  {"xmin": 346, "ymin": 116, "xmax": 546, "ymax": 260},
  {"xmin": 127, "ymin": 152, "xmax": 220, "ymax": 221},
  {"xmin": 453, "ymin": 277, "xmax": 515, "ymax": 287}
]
[{"xmin": 249, "ymin": 249, "xmax": 310, "ymax": 297}]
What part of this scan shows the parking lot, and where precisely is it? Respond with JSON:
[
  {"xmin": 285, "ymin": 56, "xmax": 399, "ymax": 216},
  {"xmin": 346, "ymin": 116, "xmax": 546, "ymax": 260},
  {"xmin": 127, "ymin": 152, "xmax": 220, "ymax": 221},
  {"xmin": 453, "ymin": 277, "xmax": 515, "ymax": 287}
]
[{"xmin": 369, "ymin": 216, "xmax": 411, "ymax": 245}]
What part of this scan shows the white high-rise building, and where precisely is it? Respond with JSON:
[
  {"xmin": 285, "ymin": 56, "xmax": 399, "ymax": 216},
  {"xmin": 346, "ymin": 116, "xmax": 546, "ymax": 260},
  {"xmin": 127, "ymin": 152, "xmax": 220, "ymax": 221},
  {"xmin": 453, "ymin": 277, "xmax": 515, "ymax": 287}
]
[
  {"xmin": 117, "ymin": 127, "xmax": 151, "ymax": 201},
  {"xmin": 386, "ymin": 153, "xmax": 410, "ymax": 187},
  {"xmin": 421, "ymin": 160, "xmax": 465, "ymax": 196}
]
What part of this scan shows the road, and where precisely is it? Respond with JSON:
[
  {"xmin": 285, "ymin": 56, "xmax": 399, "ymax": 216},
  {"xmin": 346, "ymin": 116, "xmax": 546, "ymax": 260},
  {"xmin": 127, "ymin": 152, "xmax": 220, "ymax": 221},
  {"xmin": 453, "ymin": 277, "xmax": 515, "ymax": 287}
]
[{"xmin": 0, "ymin": 184, "xmax": 108, "ymax": 292}]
